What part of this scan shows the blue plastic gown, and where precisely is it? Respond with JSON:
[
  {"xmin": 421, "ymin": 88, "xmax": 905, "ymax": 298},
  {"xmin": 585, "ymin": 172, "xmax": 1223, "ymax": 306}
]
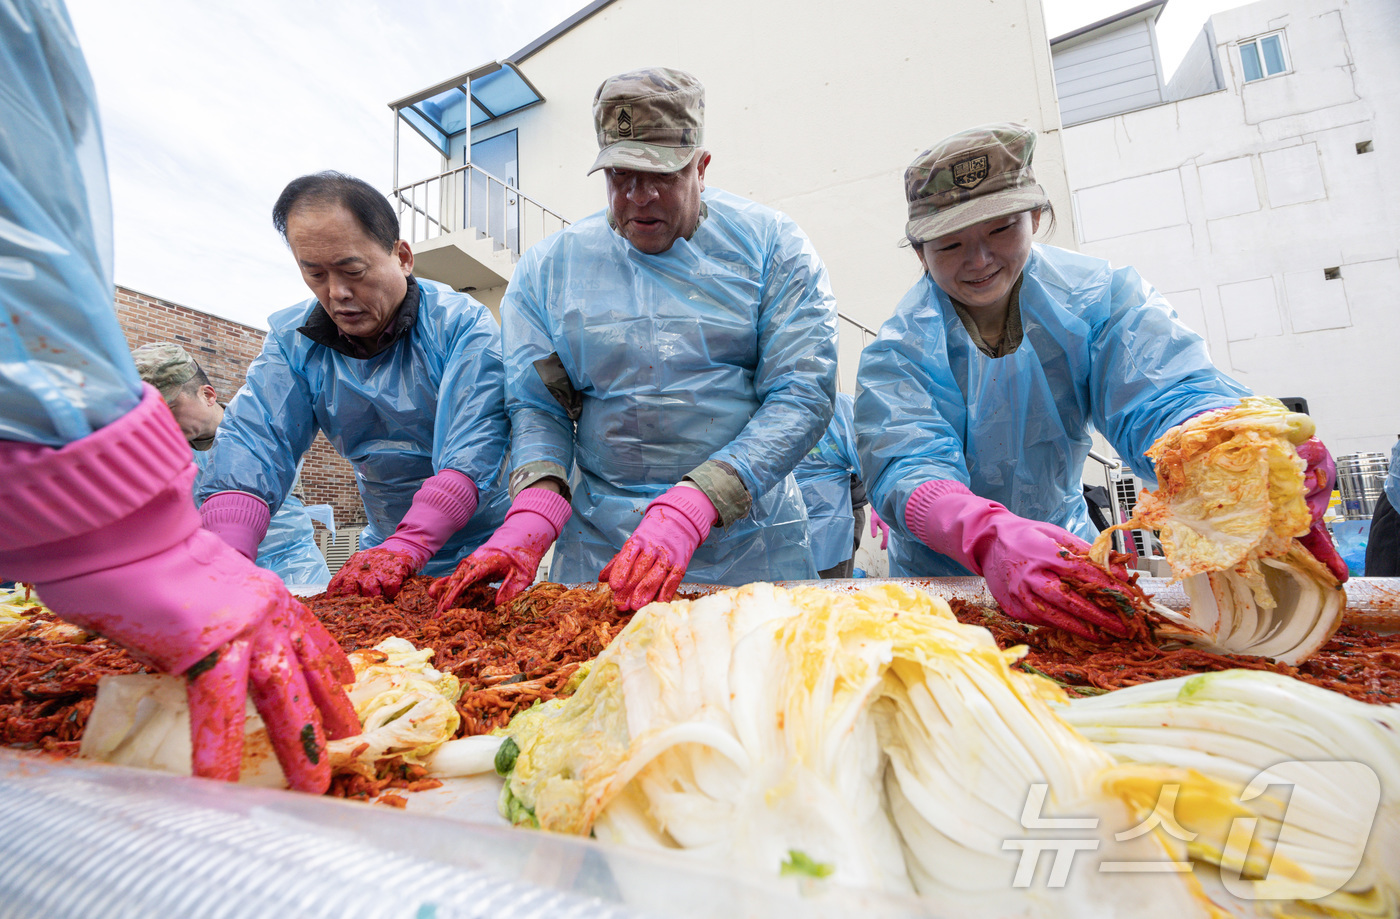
[
  {"xmin": 855, "ymin": 245, "xmax": 1251, "ymax": 577},
  {"xmin": 793, "ymin": 393, "xmax": 861, "ymax": 571},
  {"xmin": 0, "ymin": 0, "xmax": 144, "ymax": 447},
  {"xmin": 196, "ymin": 279, "xmax": 511, "ymax": 577},
  {"xmin": 192, "ymin": 450, "xmax": 330, "ymax": 585},
  {"xmin": 1385, "ymin": 440, "xmax": 1400, "ymax": 511},
  {"xmin": 504, "ymin": 188, "xmax": 838, "ymax": 584}
]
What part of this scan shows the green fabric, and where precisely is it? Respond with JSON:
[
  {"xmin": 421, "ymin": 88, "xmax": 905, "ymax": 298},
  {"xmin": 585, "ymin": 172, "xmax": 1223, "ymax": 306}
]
[
  {"xmin": 510, "ymin": 459, "xmax": 570, "ymax": 501},
  {"xmin": 684, "ymin": 459, "xmax": 751, "ymax": 527}
]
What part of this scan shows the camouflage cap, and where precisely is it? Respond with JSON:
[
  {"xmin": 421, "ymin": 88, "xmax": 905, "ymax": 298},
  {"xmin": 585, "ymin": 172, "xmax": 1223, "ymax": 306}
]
[
  {"xmin": 904, "ymin": 123, "xmax": 1049, "ymax": 243},
  {"xmin": 131, "ymin": 342, "xmax": 197, "ymax": 403},
  {"xmin": 588, "ymin": 67, "xmax": 704, "ymax": 175}
]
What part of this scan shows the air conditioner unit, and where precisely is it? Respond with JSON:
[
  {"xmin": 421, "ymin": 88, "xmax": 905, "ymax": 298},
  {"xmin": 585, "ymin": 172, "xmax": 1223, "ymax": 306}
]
[
  {"xmin": 317, "ymin": 526, "xmax": 362, "ymax": 575},
  {"xmin": 1109, "ymin": 470, "xmax": 1164, "ymax": 570}
]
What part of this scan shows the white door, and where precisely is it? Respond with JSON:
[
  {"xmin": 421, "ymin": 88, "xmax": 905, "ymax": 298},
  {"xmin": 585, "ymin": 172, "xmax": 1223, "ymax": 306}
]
[{"xmin": 469, "ymin": 131, "xmax": 519, "ymax": 253}]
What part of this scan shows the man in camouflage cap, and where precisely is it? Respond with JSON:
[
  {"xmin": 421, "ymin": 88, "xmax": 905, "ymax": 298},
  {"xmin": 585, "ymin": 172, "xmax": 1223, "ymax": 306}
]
[
  {"xmin": 588, "ymin": 67, "xmax": 704, "ymax": 176},
  {"xmin": 435, "ymin": 66, "xmax": 839, "ymax": 614},
  {"xmin": 132, "ymin": 342, "xmax": 220, "ymax": 449},
  {"xmin": 584, "ymin": 67, "xmax": 709, "ymax": 255},
  {"xmin": 131, "ymin": 341, "xmax": 330, "ymax": 584},
  {"xmin": 903, "ymin": 122, "xmax": 1049, "ymax": 244}
]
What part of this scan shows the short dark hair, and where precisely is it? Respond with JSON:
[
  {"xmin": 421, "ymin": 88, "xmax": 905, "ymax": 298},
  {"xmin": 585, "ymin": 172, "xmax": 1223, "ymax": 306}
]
[
  {"xmin": 272, "ymin": 171, "xmax": 400, "ymax": 253},
  {"xmin": 177, "ymin": 361, "xmax": 211, "ymax": 400}
]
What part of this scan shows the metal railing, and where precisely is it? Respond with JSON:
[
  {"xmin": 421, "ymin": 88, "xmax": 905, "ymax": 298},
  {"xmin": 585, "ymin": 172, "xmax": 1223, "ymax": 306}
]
[
  {"xmin": 1086, "ymin": 449, "xmax": 1127, "ymax": 553},
  {"xmin": 835, "ymin": 311, "xmax": 879, "ymax": 395},
  {"xmin": 392, "ymin": 163, "xmax": 570, "ymax": 262},
  {"xmin": 1085, "ymin": 451, "xmax": 1162, "ymax": 566},
  {"xmin": 838, "ymin": 310, "xmax": 879, "ymax": 347}
]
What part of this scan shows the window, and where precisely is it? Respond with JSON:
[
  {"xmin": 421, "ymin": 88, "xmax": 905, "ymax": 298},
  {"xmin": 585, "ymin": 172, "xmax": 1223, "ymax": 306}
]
[{"xmin": 1239, "ymin": 32, "xmax": 1288, "ymax": 82}]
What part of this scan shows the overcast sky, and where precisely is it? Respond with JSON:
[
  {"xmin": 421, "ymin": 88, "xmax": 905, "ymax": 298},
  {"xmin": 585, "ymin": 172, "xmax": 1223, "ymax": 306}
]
[{"xmin": 67, "ymin": 0, "xmax": 1245, "ymax": 330}]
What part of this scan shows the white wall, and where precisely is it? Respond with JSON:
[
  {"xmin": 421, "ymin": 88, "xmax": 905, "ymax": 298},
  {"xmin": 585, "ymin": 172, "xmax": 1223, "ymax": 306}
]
[
  {"xmin": 1165, "ymin": 22, "xmax": 1222, "ymax": 100},
  {"xmin": 464, "ymin": 0, "xmax": 1072, "ymax": 393},
  {"xmin": 1062, "ymin": 0, "xmax": 1400, "ymax": 457}
]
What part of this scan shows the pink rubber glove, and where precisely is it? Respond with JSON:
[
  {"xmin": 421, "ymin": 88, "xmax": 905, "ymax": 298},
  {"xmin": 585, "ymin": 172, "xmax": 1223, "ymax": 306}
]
[
  {"xmin": 906, "ymin": 480, "xmax": 1136, "ymax": 640},
  {"xmin": 1295, "ymin": 437, "xmax": 1348, "ymax": 582},
  {"xmin": 601, "ymin": 485, "xmax": 717, "ymax": 612},
  {"xmin": 200, "ymin": 491, "xmax": 271, "ymax": 561},
  {"xmin": 328, "ymin": 470, "xmax": 479, "ymax": 599},
  {"xmin": 430, "ymin": 486, "xmax": 573, "ymax": 611},
  {"xmin": 0, "ymin": 386, "xmax": 360, "ymax": 793},
  {"xmin": 869, "ymin": 506, "xmax": 890, "ymax": 550}
]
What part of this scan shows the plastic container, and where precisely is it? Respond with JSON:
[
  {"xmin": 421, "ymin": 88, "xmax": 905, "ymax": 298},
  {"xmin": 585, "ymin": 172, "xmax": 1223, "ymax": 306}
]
[{"xmin": 1331, "ymin": 519, "xmax": 1371, "ymax": 577}]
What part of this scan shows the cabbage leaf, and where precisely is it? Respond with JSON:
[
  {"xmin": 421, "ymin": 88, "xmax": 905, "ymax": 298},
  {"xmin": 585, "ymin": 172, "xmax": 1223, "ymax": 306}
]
[
  {"xmin": 1064, "ymin": 670, "xmax": 1400, "ymax": 916},
  {"xmin": 326, "ymin": 636, "xmax": 463, "ymax": 774},
  {"xmin": 1090, "ymin": 397, "xmax": 1342, "ymax": 663}
]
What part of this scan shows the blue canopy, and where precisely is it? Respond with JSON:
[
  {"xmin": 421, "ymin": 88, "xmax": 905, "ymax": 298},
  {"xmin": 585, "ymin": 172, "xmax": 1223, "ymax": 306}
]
[{"xmin": 392, "ymin": 62, "xmax": 542, "ymax": 156}]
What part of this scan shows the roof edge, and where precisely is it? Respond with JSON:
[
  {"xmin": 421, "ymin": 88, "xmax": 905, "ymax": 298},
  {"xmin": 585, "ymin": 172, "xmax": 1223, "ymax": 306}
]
[
  {"xmin": 510, "ymin": 0, "xmax": 619, "ymax": 63},
  {"xmin": 388, "ymin": 61, "xmax": 501, "ymax": 111},
  {"xmin": 1050, "ymin": 0, "xmax": 1167, "ymax": 46},
  {"xmin": 387, "ymin": 0, "xmax": 617, "ymax": 111}
]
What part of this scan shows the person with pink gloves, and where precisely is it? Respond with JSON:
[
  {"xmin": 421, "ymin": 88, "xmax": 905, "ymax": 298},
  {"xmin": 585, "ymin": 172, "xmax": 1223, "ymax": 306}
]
[
  {"xmin": 854, "ymin": 124, "xmax": 1345, "ymax": 640},
  {"xmin": 869, "ymin": 508, "xmax": 890, "ymax": 551},
  {"xmin": 194, "ymin": 172, "xmax": 511, "ymax": 599},
  {"xmin": 433, "ymin": 68, "xmax": 838, "ymax": 614},
  {"xmin": 0, "ymin": 0, "xmax": 358, "ymax": 791}
]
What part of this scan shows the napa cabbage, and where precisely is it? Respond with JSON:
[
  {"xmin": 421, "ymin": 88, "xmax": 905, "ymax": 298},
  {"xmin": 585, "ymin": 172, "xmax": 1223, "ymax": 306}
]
[
  {"xmin": 1, "ymin": 585, "xmax": 88, "ymax": 642},
  {"xmin": 494, "ymin": 583, "xmax": 1220, "ymax": 916},
  {"xmin": 1064, "ymin": 670, "xmax": 1400, "ymax": 916},
  {"xmin": 1090, "ymin": 397, "xmax": 1343, "ymax": 663},
  {"xmin": 326, "ymin": 636, "xmax": 463, "ymax": 774}
]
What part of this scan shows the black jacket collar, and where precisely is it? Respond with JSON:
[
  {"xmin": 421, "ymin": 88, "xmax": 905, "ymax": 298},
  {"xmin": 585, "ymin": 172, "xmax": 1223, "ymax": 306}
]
[{"xmin": 297, "ymin": 274, "xmax": 421, "ymax": 359}]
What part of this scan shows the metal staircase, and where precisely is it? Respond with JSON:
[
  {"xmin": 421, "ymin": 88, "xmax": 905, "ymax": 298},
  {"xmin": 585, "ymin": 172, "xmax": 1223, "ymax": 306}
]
[{"xmin": 393, "ymin": 164, "xmax": 569, "ymax": 292}]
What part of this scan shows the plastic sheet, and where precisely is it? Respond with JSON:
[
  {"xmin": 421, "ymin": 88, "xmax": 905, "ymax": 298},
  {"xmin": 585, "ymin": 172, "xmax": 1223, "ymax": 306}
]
[
  {"xmin": 0, "ymin": 750, "xmax": 937, "ymax": 919},
  {"xmin": 793, "ymin": 393, "xmax": 861, "ymax": 571}
]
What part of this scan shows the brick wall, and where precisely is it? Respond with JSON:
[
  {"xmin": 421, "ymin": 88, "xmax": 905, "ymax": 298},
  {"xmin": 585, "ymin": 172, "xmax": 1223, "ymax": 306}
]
[{"xmin": 115, "ymin": 286, "xmax": 366, "ymax": 527}]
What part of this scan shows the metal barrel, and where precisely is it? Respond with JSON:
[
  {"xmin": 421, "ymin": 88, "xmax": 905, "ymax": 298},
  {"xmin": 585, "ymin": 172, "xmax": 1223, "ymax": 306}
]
[{"xmin": 1336, "ymin": 452, "xmax": 1390, "ymax": 519}]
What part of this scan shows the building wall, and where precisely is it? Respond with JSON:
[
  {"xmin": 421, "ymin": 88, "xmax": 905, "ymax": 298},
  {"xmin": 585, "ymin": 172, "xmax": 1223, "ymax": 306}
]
[
  {"xmin": 1054, "ymin": 17, "xmax": 1167, "ymax": 126},
  {"xmin": 114, "ymin": 286, "xmax": 367, "ymax": 527},
  {"xmin": 455, "ymin": 0, "xmax": 1072, "ymax": 393},
  {"xmin": 1062, "ymin": 0, "xmax": 1400, "ymax": 459},
  {"xmin": 116, "ymin": 287, "xmax": 265, "ymax": 398},
  {"xmin": 1165, "ymin": 22, "xmax": 1223, "ymax": 100}
]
